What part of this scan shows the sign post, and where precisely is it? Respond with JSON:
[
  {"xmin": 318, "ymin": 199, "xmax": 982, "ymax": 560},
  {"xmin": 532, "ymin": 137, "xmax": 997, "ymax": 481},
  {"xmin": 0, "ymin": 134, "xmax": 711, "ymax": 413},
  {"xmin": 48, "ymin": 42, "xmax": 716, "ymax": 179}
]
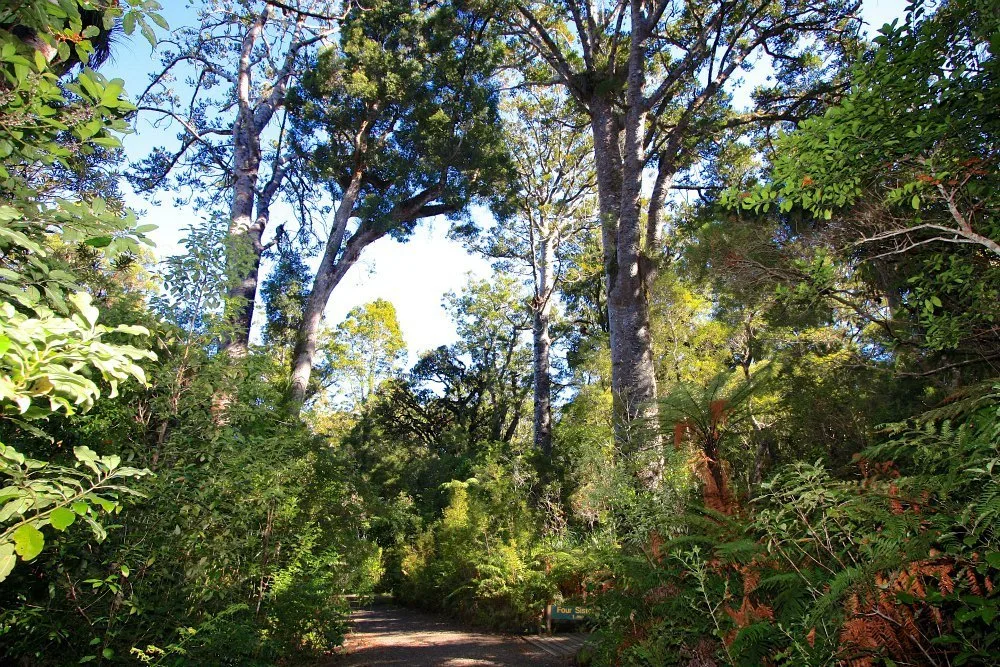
[{"xmin": 545, "ymin": 604, "xmax": 590, "ymax": 634}]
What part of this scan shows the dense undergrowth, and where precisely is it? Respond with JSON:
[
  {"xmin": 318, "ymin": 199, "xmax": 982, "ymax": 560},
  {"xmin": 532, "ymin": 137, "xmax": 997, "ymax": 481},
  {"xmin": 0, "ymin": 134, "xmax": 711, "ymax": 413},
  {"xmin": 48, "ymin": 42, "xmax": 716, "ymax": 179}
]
[
  {"xmin": 393, "ymin": 471, "xmax": 598, "ymax": 632},
  {"xmin": 375, "ymin": 385, "xmax": 1000, "ymax": 665},
  {"xmin": 590, "ymin": 391, "xmax": 1000, "ymax": 666},
  {"xmin": 0, "ymin": 327, "xmax": 383, "ymax": 663}
]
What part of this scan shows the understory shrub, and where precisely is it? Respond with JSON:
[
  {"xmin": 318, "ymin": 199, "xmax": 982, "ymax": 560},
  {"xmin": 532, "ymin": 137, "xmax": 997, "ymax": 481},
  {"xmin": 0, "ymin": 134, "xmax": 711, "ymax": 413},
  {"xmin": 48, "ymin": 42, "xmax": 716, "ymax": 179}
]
[
  {"xmin": 591, "ymin": 384, "xmax": 1000, "ymax": 666},
  {"xmin": 396, "ymin": 463, "xmax": 596, "ymax": 632},
  {"xmin": 0, "ymin": 348, "xmax": 371, "ymax": 664}
]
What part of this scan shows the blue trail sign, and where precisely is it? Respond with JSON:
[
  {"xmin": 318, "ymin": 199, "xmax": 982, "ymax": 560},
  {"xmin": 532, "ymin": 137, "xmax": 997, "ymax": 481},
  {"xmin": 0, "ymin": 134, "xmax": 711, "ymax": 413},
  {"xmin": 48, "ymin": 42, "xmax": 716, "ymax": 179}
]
[{"xmin": 545, "ymin": 604, "xmax": 590, "ymax": 633}]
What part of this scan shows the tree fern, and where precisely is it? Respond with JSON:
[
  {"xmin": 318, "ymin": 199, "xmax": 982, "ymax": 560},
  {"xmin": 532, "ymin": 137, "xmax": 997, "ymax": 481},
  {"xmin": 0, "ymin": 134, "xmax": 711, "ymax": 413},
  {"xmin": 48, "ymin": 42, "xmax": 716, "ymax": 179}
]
[{"xmin": 715, "ymin": 538, "xmax": 760, "ymax": 564}]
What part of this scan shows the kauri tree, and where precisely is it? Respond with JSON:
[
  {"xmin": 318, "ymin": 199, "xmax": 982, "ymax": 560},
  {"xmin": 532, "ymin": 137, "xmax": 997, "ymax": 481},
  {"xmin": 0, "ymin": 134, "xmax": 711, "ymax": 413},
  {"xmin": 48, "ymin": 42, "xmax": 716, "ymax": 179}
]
[{"xmin": 510, "ymin": 0, "xmax": 862, "ymax": 483}]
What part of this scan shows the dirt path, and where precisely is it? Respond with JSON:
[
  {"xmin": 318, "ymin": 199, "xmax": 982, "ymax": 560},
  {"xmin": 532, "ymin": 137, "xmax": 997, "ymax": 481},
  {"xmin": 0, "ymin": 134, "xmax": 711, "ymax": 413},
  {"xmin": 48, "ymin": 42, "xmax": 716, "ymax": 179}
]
[{"xmin": 326, "ymin": 604, "xmax": 573, "ymax": 666}]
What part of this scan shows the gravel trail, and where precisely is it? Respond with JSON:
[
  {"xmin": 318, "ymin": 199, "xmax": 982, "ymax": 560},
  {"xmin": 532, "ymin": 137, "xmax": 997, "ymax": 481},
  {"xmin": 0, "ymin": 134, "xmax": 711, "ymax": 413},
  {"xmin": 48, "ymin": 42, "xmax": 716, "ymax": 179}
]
[{"xmin": 326, "ymin": 604, "xmax": 573, "ymax": 666}]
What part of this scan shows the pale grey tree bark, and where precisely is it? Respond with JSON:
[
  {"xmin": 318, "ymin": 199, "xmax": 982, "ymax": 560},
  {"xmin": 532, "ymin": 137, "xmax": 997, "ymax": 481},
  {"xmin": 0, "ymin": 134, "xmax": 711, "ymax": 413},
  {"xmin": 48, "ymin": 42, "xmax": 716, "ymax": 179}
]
[
  {"xmin": 135, "ymin": 1, "xmax": 337, "ymax": 356},
  {"xmin": 222, "ymin": 4, "xmax": 333, "ymax": 357},
  {"xmin": 462, "ymin": 91, "xmax": 596, "ymax": 459},
  {"xmin": 287, "ymin": 184, "xmax": 451, "ymax": 406},
  {"xmin": 525, "ymin": 161, "xmax": 596, "ymax": 459},
  {"xmin": 532, "ymin": 234, "xmax": 556, "ymax": 457},
  {"xmin": 288, "ymin": 171, "xmax": 366, "ymax": 404},
  {"xmin": 513, "ymin": 0, "xmax": 860, "ymax": 484},
  {"xmin": 590, "ymin": 94, "xmax": 661, "ymax": 463}
]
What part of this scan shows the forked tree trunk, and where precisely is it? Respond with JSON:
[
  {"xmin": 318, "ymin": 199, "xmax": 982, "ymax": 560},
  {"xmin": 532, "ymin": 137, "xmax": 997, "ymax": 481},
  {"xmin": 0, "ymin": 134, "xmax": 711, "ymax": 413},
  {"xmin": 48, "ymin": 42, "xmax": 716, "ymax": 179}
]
[
  {"xmin": 286, "ymin": 179, "xmax": 447, "ymax": 409},
  {"xmin": 218, "ymin": 8, "xmax": 270, "ymax": 358},
  {"xmin": 514, "ymin": 0, "xmax": 865, "ymax": 487},
  {"xmin": 216, "ymin": 6, "xmax": 312, "ymax": 357},
  {"xmin": 222, "ymin": 142, "xmax": 284, "ymax": 357},
  {"xmin": 287, "ymin": 229, "xmax": 378, "ymax": 405}
]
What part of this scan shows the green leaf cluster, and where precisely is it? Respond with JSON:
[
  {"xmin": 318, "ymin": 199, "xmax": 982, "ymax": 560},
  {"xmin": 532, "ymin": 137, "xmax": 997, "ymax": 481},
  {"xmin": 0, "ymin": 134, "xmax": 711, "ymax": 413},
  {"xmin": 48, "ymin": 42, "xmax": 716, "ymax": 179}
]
[
  {"xmin": 729, "ymin": 0, "xmax": 998, "ymax": 246},
  {"xmin": 0, "ymin": 442, "xmax": 148, "ymax": 582}
]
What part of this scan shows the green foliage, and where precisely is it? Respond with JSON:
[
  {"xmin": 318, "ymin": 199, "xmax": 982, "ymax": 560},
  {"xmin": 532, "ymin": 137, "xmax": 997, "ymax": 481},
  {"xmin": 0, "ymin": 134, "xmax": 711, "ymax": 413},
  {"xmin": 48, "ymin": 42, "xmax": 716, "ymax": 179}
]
[
  {"xmin": 396, "ymin": 468, "xmax": 590, "ymax": 632},
  {"xmin": 726, "ymin": 0, "xmax": 1000, "ymax": 361},
  {"xmin": 319, "ymin": 299, "xmax": 406, "ymax": 408},
  {"xmin": 0, "ymin": 0, "xmax": 163, "ymax": 177},
  {"xmin": 0, "ymin": 1, "xmax": 162, "ymax": 315},
  {"xmin": 356, "ymin": 277, "xmax": 532, "ymax": 455},
  {"xmin": 0, "ymin": 278, "xmax": 153, "ymax": 588},
  {"xmin": 0, "ymin": 0, "xmax": 170, "ymax": 617},
  {"xmin": 3, "ymin": 1, "xmax": 999, "ymax": 666},
  {"xmin": 0, "ymin": 72, "xmax": 364, "ymax": 655},
  {"xmin": 731, "ymin": 0, "xmax": 997, "ymax": 230},
  {"xmin": 0, "ymin": 292, "xmax": 153, "ymax": 416},
  {"xmin": 288, "ymin": 0, "xmax": 514, "ymax": 239},
  {"xmin": 590, "ymin": 387, "xmax": 1000, "ymax": 665},
  {"xmin": 260, "ymin": 244, "xmax": 311, "ymax": 350},
  {"xmin": 151, "ymin": 216, "xmax": 229, "ymax": 337},
  {"xmin": 0, "ymin": 443, "xmax": 148, "ymax": 582},
  {"xmin": 0, "ymin": 340, "xmax": 368, "ymax": 663}
]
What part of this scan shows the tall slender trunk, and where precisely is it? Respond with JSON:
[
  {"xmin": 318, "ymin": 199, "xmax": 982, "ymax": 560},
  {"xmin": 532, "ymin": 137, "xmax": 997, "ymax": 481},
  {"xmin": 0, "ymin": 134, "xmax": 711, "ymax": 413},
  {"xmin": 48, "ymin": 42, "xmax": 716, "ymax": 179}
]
[
  {"xmin": 287, "ymin": 258, "xmax": 343, "ymax": 406},
  {"xmin": 287, "ymin": 176, "xmax": 367, "ymax": 406},
  {"xmin": 221, "ymin": 9, "xmax": 269, "ymax": 357},
  {"xmin": 532, "ymin": 233, "xmax": 555, "ymax": 459}
]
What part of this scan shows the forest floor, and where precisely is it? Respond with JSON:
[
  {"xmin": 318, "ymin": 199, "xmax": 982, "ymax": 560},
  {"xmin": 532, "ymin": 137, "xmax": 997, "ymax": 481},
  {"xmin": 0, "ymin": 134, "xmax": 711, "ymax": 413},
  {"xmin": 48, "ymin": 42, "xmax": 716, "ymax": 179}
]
[{"xmin": 325, "ymin": 603, "xmax": 575, "ymax": 666}]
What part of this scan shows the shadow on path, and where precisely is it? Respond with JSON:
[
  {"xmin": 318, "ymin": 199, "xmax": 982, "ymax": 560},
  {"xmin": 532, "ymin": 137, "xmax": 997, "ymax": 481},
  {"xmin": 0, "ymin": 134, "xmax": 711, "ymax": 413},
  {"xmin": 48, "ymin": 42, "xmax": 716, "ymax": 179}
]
[{"xmin": 324, "ymin": 604, "xmax": 572, "ymax": 666}]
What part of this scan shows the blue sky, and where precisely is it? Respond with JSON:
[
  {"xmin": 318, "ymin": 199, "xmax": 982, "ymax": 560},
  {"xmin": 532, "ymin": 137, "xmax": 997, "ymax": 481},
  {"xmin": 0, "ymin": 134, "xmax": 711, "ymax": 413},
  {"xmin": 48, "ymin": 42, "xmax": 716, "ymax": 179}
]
[{"xmin": 107, "ymin": 0, "xmax": 910, "ymax": 362}]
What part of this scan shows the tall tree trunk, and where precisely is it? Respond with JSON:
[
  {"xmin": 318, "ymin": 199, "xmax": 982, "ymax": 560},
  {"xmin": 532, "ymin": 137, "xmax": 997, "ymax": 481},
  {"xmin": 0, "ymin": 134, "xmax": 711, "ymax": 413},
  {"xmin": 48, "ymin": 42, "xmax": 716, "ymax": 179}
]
[
  {"xmin": 220, "ymin": 9, "xmax": 269, "ymax": 357},
  {"xmin": 223, "ymin": 155, "xmax": 265, "ymax": 357},
  {"xmin": 513, "ymin": 0, "xmax": 862, "ymax": 485},
  {"xmin": 287, "ymin": 229, "xmax": 378, "ymax": 405},
  {"xmin": 286, "ymin": 176, "xmax": 446, "ymax": 408},
  {"xmin": 617, "ymin": 6, "xmax": 659, "ymax": 451},
  {"xmin": 287, "ymin": 175, "xmax": 367, "ymax": 406},
  {"xmin": 210, "ymin": 125, "xmax": 263, "ymax": 423},
  {"xmin": 590, "ymin": 85, "xmax": 660, "ymax": 483},
  {"xmin": 532, "ymin": 233, "xmax": 555, "ymax": 459},
  {"xmin": 224, "ymin": 168, "xmax": 283, "ymax": 357}
]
